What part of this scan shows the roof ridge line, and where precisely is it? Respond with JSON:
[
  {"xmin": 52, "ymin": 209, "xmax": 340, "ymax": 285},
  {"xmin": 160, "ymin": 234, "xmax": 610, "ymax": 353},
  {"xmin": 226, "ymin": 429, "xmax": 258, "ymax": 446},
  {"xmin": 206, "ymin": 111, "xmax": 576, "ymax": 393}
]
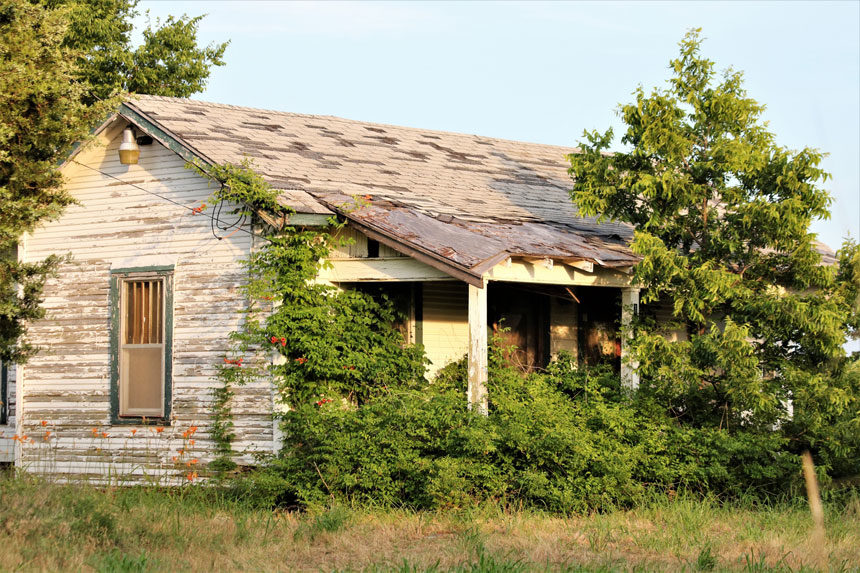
[{"xmin": 126, "ymin": 95, "xmax": 581, "ymax": 153}]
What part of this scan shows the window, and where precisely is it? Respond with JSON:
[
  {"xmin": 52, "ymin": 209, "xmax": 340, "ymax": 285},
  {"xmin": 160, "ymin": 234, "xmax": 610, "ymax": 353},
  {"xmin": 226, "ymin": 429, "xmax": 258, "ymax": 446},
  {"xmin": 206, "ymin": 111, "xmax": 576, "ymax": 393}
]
[{"xmin": 110, "ymin": 267, "xmax": 173, "ymax": 423}]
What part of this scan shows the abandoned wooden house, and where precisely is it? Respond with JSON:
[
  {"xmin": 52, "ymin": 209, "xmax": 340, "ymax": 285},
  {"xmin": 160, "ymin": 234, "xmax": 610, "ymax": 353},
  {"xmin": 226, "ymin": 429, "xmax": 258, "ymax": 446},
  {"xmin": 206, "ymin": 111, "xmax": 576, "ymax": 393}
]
[{"xmin": 0, "ymin": 96, "xmax": 643, "ymax": 477}]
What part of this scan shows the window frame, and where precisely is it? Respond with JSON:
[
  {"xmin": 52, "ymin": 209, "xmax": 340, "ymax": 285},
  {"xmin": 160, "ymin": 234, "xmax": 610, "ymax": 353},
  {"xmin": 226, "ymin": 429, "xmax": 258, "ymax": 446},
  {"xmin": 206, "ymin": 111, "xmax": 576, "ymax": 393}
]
[
  {"xmin": 1, "ymin": 362, "xmax": 7, "ymax": 426},
  {"xmin": 109, "ymin": 265, "xmax": 174, "ymax": 425}
]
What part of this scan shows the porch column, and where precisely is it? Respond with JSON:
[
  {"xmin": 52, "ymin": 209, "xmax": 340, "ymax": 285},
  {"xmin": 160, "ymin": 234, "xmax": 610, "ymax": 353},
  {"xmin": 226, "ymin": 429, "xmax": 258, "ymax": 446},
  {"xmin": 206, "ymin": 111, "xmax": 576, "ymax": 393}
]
[
  {"xmin": 620, "ymin": 287, "xmax": 640, "ymax": 391},
  {"xmin": 468, "ymin": 281, "xmax": 488, "ymax": 415}
]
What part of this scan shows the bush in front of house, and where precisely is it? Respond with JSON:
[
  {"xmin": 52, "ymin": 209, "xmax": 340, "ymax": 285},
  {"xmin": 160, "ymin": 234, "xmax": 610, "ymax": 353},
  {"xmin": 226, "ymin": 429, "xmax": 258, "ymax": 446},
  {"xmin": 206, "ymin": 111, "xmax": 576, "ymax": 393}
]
[{"xmin": 245, "ymin": 350, "xmax": 813, "ymax": 512}]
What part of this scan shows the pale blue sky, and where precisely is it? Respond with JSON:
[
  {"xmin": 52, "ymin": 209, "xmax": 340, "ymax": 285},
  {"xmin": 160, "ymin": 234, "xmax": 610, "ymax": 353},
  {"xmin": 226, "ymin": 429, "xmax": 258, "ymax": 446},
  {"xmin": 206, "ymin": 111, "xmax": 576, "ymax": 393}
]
[{"xmin": 135, "ymin": 0, "xmax": 859, "ymax": 252}]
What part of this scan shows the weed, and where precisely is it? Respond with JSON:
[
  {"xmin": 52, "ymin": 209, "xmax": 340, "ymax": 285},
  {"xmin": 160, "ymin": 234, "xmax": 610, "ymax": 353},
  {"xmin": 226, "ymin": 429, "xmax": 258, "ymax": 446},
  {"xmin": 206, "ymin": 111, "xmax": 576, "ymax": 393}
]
[
  {"xmin": 91, "ymin": 549, "xmax": 153, "ymax": 573},
  {"xmin": 293, "ymin": 504, "xmax": 351, "ymax": 541},
  {"xmin": 739, "ymin": 550, "xmax": 793, "ymax": 573},
  {"xmin": 695, "ymin": 542, "xmax": 717, "ymax": 571},
  {"xmin": 455, "ymin": 549, "xmax": 528, "ymax": 573}
]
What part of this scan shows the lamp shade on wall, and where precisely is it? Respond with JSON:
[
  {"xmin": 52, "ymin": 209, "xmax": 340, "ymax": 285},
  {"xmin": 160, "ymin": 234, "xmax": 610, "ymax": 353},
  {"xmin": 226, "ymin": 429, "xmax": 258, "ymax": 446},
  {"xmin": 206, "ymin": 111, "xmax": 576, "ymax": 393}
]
[{"xmin": 118, "ymin": 128, "xmax": 140, "ymax": 165}]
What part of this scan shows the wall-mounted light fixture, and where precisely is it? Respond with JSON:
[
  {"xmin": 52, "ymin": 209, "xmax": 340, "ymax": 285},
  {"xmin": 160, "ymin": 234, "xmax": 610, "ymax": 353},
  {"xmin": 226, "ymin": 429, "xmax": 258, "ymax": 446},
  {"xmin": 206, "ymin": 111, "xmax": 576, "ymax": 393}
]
[{"xmin": 118, "ymin": 127, "xmax": 140, "ymax": 165}]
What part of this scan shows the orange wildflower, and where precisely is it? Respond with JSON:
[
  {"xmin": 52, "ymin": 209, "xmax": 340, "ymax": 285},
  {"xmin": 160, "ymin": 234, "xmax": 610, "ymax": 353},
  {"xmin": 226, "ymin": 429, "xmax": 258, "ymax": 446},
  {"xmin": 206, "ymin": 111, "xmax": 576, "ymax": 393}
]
[
  {"xmin": 40, "ymin": 420, "xmax": 47, "ymax": 427},
  {"xmin": 186, "ymin": 471, "xmax": 198, "ymax": 482},
  {"xmin": 190, "ymin": 459, "xmax": 198, "ymax": 465},
  {"xmin": 43, "ymin": 431, "xmax": 51, "ymax": 441},
  {"xmin": 189, "ymin": 426, "xmax": 198, "ymax": 434},
  {"xmin": 189, "ymin": 440, "xmax": 195, "ymax": 446},
  {"xmin": 155, "ymin": 427, "xmax": 164, "ymax": 433},
  {"xmin": 91, "ymin": 427, "xmax": 99, "ymax": 436},
  {"xmin": 101, "ymin": 432, "xmax": 108, "ymax": 439},
  {"xmin": 172, "ymin": 456, "xmax": 178, "ymax": 462},
  {"xmin": 130, "ymin": 429, "xmax": 138, "ymax": 436}
]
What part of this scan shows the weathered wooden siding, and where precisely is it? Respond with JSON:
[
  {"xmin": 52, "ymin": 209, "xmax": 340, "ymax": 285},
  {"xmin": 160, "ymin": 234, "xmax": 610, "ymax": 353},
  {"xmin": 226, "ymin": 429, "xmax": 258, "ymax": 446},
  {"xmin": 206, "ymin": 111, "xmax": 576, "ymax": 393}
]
[
  {"xmin": 329, "ymin": 226, "xmax": 404, "ymax": 259},
  {"xmin": 422, "ymin": 282, "xmax": 469, "ymax": 377},
  {"xmin": 549, "ymin": 297, "xmax": 579, "ymax": 359},
  {"xmin": 17, "ymin": 123, "xmax": 272, "ymax": 480}
]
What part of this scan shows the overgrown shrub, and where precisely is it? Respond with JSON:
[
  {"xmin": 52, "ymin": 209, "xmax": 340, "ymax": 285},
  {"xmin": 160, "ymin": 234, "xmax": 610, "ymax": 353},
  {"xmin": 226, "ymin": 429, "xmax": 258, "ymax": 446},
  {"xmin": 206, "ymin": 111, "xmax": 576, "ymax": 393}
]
[
  {"xmin": 246, "ymin": 350, "xmax": 813, "ymax": 513},
  {"xmin": 207, "ymin": 161, "xmax": 857, "ymax": 513}
]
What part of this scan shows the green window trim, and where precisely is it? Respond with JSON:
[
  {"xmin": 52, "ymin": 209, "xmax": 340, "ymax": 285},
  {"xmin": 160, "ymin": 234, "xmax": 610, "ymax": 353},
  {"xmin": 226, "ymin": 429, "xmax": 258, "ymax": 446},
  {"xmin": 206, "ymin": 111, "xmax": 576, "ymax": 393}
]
[
  {"xmin": 109, "ymin": 266, "xmax": 174, "ymax": 425},
  {"xmin": 1, "ymin": 362, "xmax": 7, "ymax": 426}
]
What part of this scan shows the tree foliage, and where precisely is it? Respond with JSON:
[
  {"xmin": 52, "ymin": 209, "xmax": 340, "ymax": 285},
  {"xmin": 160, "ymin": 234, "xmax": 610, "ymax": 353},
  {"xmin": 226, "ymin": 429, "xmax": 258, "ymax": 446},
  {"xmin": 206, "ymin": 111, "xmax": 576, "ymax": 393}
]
[
  {"xmin": 49, "ymin": 0, "xmax": 228, "ymax": 102},
  {"xmin": 568, "ymin": 30, "xmax": 860, "ymax": 470},
  {"xmin": 0, "ymin": 0, "xmax": 226, "ymax": 361},
  {"xmin": 0, "ymin": 1, "xmax": 113, "ymax": 361}
]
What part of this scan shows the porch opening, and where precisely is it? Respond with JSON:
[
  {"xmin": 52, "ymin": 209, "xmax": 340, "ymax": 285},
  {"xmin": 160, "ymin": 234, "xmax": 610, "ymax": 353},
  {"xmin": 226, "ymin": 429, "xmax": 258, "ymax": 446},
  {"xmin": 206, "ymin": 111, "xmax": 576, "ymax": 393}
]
[{"xmin": 349, "ymin": 281, "xmax": 623, "ymax": 377}]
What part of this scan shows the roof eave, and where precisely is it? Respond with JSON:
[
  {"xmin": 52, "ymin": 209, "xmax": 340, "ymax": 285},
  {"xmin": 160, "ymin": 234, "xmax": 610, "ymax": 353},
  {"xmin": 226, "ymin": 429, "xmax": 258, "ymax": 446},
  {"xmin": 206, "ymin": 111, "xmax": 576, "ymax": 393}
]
[
  {"xmin": 341, "ymin": 213, "xmax": 486, "ymax": 288},
  {"xmin": 119, "ymin": 101, "xmax": 217, "ymax": 168}
]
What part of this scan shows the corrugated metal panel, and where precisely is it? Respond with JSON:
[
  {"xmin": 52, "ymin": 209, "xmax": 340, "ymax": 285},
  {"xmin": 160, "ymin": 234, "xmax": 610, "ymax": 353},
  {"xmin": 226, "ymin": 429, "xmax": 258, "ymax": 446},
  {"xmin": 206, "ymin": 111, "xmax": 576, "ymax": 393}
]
[{"xmin": 18, "ymin": 129, "xmax": 272, "ymax": 480}]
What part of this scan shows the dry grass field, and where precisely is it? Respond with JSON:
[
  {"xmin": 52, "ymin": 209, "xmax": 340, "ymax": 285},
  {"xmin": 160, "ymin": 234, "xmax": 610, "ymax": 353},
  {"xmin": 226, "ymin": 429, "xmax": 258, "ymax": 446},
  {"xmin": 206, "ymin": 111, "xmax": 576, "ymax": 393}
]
[{"xmin": 0, "ymin": 473, "xmax": 858, "ymax": 572}]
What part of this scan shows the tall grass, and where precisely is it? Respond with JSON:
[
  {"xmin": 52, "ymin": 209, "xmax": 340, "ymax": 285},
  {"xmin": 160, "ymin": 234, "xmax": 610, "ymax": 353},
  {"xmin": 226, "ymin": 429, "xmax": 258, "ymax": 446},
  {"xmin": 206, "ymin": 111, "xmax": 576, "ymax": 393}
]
[{"xmin": 0, "ymin": 474, "xmax": 857, "ymax": 572}]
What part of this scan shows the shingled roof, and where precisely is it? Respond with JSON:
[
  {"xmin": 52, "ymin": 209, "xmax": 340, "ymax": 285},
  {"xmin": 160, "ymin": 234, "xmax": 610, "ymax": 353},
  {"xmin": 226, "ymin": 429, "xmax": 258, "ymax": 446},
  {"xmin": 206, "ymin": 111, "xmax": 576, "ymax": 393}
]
[{"xmin": 121, "ymin": 95, "xmax": 639, "ymax": 281}]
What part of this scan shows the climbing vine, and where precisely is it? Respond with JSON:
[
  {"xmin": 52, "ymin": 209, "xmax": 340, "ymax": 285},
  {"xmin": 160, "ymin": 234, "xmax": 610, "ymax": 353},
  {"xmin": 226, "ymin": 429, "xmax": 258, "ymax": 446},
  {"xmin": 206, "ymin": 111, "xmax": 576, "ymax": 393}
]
[{"xmin": 199, "ymin": 161, "xmax": 427, "ymax": 470}]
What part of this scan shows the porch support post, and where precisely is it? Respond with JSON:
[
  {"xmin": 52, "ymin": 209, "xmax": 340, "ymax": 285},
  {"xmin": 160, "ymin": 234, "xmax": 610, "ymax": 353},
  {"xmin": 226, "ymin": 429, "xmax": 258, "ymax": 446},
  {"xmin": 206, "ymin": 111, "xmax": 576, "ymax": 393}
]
[
  {"xmin": 468, "ymin": 280, "xmax": 488, "ymax": 415},
  {"xmin": 621, "ymin": 287, "xmax": 640, "ymax": 391}
]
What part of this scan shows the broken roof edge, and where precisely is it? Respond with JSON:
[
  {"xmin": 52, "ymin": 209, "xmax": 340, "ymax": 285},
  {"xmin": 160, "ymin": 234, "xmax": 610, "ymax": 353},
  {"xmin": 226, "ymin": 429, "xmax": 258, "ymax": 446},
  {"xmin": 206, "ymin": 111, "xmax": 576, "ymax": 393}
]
[
  {"xmin": 336, "ymin": 207, "xmax": 640, "ymax": 289},
  {"xmin": 341, "ymin": 213, "xmax": 486, "ymax": 288}
]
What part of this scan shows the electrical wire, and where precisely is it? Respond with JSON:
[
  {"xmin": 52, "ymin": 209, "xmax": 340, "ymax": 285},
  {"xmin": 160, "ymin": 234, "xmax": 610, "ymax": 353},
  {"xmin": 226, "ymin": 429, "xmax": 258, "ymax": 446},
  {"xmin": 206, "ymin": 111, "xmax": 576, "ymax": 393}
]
[{"xmin": 71, "ymin": 160, "xmax": 273, "ymax": 244}]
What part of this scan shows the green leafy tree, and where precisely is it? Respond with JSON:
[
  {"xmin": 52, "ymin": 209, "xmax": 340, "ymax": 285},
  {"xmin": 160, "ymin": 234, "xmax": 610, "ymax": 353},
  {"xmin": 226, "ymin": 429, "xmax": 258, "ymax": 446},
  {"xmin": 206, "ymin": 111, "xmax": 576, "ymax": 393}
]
[
  {"xmin": 0, "ymin": 1, "xmax": 113, "ymax": 361},
  {"xmin": 48, "ymin": 0, "xmax": 228, "ymax": 101},
  {"xmin": 0, "ymin": 0, "xmax": 227, "ymax": 361},
  {"xmin": 568, "ymin": 30, "xmax": 860, "ymax": 465}
]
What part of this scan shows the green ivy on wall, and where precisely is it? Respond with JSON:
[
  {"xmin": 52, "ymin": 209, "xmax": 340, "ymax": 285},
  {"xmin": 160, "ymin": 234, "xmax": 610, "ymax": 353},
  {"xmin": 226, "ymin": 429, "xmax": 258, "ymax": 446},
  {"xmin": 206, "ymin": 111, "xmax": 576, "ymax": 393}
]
[{"xmin": 197, "ymin": 161, "xmax": 427, "ymax": 473}]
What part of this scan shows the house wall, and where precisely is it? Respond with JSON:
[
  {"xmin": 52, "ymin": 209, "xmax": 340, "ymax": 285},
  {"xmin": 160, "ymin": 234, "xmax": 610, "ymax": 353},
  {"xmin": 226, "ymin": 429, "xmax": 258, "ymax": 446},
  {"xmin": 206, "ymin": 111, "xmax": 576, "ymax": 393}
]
[
  {"xmin": 422, "ymin": 282, "xmax": 469, "ymax": 377},
  {"xmin": 16, "ymin": 125, "xmax": 273, "ymax": 480},
  {"xmin": 549, "ymin": 297, "xmax": 579, "ymax": 360},
  {"xmin": 329, "ymin": 227, "xmax": 404, "ymax": 259}
]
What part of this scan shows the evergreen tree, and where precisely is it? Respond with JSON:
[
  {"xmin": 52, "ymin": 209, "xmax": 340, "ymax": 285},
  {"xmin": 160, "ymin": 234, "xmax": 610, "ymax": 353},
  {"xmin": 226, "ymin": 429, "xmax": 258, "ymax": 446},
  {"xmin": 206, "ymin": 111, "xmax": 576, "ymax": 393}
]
[{"xmin": 568, "ymin": 30, "xmax": 860, "ymax": 465}]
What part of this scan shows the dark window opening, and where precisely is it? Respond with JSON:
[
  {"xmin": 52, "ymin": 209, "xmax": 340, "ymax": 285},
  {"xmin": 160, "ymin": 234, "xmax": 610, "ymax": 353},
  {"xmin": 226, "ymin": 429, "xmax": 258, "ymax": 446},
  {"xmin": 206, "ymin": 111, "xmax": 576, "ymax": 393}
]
[
  {"xmin": 489, "ymin": 283, "xmax": 550, "ymax": 373},
  {"xmin": 577, "ymin": 286, "xmax": 621, "ymax": 371},
  {"xmin": 367, "ymin": 239, "xmax": 380, "ymax": 258}
]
